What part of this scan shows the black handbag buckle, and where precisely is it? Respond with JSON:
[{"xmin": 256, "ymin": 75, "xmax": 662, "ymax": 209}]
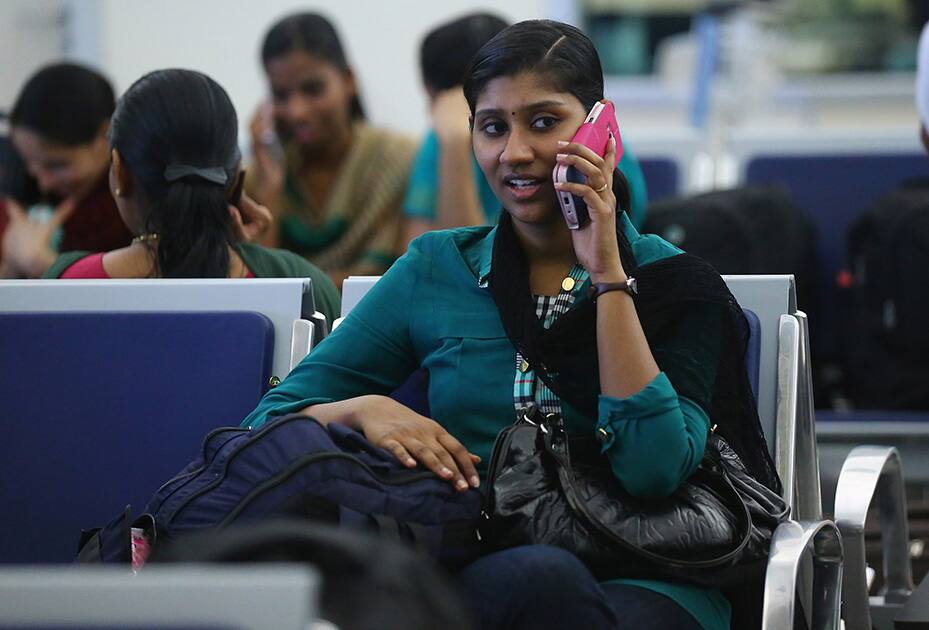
[{"xmin": 518, "ymin": 404, "xmax": 561, "ymax": 435}]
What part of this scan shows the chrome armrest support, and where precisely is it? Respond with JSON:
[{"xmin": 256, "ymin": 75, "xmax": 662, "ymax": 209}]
[
  {"xmin": 834, "ymin": 446, "xmax": 913, "ymax": 629},
  {"xmin": 775, "ymin": 315, "xmax": 800, "ymax": 515},
  {"xmin": 793, "ymin": 311, "xmax": 822, "ymax": 521},
  {"xmin": 289, "ymin": 319, "xmax": 314, "ymax": 373},
  {"xmin": 310, "ymin": 311, "xmax": 329, "ymax": 341},
  {"xmin": 762, "ymin": 519, "xmax": 843, "ymax": 630}
]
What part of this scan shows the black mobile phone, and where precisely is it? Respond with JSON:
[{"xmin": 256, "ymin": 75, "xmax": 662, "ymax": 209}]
[{"xmin": 228, "ymin": 170, "xmax": 245, "ymax": 207}]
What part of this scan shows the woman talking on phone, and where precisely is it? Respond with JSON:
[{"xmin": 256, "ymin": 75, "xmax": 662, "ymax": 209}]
[
  {"xmin": 43, "ymin": 69, "xmax": 340, "ymax": 324},
  {"xmin": 241, "ymin": 21, "xmax": 779, "ymax": 629},
  {"xmin": 248, "ymin": 12, "xmax": 416, "ymax": 288}
]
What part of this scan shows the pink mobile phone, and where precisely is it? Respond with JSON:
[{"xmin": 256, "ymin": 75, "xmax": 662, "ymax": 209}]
[{"xmin": 553, "ymin": 100, "xmax": 624, "ymax": 230}]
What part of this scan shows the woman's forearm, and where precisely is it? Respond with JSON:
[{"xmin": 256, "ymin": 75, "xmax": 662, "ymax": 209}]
[
  {"xmin": 599, "ymin": 387, "xmax": 708, "ymax": 497},
  {"xmin": 595, "ymin": 289, "xmax": 660, "ymax": 399}
]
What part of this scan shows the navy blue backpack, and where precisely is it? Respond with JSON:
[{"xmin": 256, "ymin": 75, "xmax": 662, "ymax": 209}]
[{"xmin": 78, "ymin": 414, "xmax": 482, "ymax": 569}]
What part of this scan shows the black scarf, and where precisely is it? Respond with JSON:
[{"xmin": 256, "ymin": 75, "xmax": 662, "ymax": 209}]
[
  {"xmin": 488, "ymin": 211, "xmax": 783, "ymax": 626},
  {"xmin": 487, "ymin": 210, "xmax": 781, "ymax": 497}
]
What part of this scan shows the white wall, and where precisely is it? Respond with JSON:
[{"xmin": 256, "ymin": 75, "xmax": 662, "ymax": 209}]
[
  {"xmin": 64, "ymin": 0, "xmax": 547, "ymax": 142},
  {"xmin": 0, "ymin": 1, "xmax": 67, "ymax": 115},
  {"xmin": 4, "ymin": 1, "xmax": 916, "ymax": 146}
]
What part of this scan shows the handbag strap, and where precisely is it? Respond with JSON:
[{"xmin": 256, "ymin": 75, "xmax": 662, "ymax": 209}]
[{"xmin": 542, "ymin": 417, "xmax": 755, "ymax": 570}]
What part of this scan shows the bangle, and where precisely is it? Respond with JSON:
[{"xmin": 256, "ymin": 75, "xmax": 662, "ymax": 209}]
[{"xmin": 588, "ymin": 277, "xmax": 637, "ymax": 301}]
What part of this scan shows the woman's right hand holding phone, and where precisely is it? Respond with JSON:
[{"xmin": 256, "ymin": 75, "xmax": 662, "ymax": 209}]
[
  {"xmin": 300, "ymin": 395, "xmax": 481, "ymax": 492},
  {"xmin": 554, "ymin": 132, "xmax": 625, "ymax": 283}
]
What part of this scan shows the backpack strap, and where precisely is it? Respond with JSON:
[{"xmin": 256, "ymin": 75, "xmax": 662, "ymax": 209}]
[{"xmin": 76, "ymin": 528, "xmax": 103, "ymax": 563}]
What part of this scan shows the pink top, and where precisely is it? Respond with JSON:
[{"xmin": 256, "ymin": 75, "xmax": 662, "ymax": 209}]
[
  {"xmin": 60, "ymin": 252, "xmax": 108, "ymax": 278},
  {"xmin": 60, "ymin": 252, "xmax": 255, "ymax": 278}
]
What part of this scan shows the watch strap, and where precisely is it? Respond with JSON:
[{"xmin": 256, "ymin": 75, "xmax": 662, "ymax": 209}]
[{"xmin": 588, "ymin": 277, "xmax": 637, "ymax": 300}]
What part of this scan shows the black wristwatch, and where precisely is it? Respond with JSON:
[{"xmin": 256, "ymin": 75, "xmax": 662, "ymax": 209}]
[{"xmin": 588, "ymin": 277, "xmax": 637, "ymax": 300}]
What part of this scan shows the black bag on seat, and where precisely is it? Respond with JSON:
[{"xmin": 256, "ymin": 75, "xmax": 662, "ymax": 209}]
[
  {"xmin": 643, "ymin": 186, "xmax": 817, "ymax": 314},
  {"xmin": 840, "ymin": 187, "xmax": 929, "ymax": 409},
  {"xmin": 155, "ymin": 519, "xmax": 474, "ymax": 630},
  {"xmin": 481, "ymin": 406, "xmax": 789, "ymax": 588}
]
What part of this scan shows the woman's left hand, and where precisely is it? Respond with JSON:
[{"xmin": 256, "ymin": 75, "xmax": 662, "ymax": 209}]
[
  {"xmin": 553, "ymin": 133, "xmax": 626, "ymax": 283},
  {"xmin": 229, "ymin": 192, "xmax": 273, "ymax": 243},
  {"xmin": 1, "ymin": 197, "xmax": 75, "ymax": 278}
]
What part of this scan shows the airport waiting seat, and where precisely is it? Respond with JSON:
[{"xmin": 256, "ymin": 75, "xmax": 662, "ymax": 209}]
[
  {"xmin": 0, "ymin": 278, "xmax": 324, "ymax": 378},
  {"xmin": 817, "ymin": 410, "xmax": 929, "ymax": 517},
  {"xmin": 724, "ymin": 277, "xmax": 842, "ymax": 629},
  {"xmin": 833, "ymin": 445, "xmax": 913, "ymax": 630},
  {"xmin": 342, "ymin": 273, "xmax": 844, "ymax": 629},
  {"xmin": 723, "ymin": 134, "xmax": 929, "ymax": 542},
  {"xmin": 723, "ymin": 129, "xmax": 928, "ymax": 366},
  {"xmin": 0, "ymin": 565, "xmax": 318, "ymax": 628},
  {"xmin": 0, "ymin": 279, "xmax": 328, "ymax": 563},
  {"xmin": 0, "ymin": 310, "xmax": 273, "ymax": 564}
]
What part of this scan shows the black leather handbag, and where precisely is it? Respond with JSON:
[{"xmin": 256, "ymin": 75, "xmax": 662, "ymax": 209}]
[{"xmin": 480, "ymin": 406, "xmax": 790, "ymax": 588}]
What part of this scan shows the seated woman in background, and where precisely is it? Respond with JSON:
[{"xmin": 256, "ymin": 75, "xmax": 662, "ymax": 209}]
[
  {"xmin": 43, "ymin": 69, "xmax": 340, "ymax": 324},
  {"xmin": 400, "ymin": 12, "xmax": 650, "ymax": 251},
  {"xmin": 1, "ymin": 63, "xmax": 131, "ymax": 278},
  {"xmin": 241, "ymin": 20, "xmax": 778, "ymax": 630},
  {"xmin": 248, "ymin": 12, "xmax": 417, "ymax": 287}
]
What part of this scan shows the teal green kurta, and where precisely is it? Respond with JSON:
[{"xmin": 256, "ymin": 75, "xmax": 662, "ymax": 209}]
[{"xmin": 242, "ymin": 214, "xmax": 730, "ymax": 629}]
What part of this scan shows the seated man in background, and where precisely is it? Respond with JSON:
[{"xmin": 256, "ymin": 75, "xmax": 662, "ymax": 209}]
[{"xmin": 400, "ymin": 13, "xmax": 509, "ymax": 249}]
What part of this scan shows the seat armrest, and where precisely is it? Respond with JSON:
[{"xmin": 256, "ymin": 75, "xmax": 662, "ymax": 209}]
[
  {"xmin": 310, "ymin": 311, "xmax": 329, "ymax": 340},
  {"xmin": 793, "ymin": 312, "xmax": 823, "ymax": 521},
  {"xmin": 289, "ymin": 319, "xmax": 314, "ymax": 373},
  {"xmin": 762, "ymin": 519, "xmax": 843, "ymax": 630},
  {"xmin": 775, "ymin": 315, "xmax": 801, "ymax": 514},
  {"xmin": 834, "ymin": 446, "xmax": 913, "ymax": 629}
]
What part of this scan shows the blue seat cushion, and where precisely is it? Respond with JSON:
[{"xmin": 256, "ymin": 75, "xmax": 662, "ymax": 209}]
[
  {"xmin": 639, "ymin": 157, "xmax": 680, "ymax": 202},
  {"xmin": 0, "ymin": 311, "xmax": 273, "ymax": 563},
  {"xmin": 742, "ymin": 309, "xmax": 761, "ymax": 404}
]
